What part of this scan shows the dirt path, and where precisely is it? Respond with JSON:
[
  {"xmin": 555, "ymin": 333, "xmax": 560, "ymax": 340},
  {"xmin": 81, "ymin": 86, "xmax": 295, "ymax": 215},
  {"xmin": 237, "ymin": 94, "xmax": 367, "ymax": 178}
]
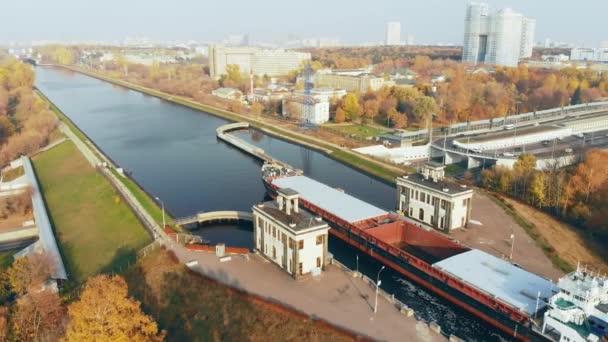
[{"xmin": 503, "ymin": 198, "xmax": 608, "ymax": 274}]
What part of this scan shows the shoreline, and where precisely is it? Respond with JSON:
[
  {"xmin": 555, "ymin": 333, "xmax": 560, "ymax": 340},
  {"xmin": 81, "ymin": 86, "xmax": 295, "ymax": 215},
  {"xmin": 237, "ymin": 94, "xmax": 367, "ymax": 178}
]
[{"xmin": 51, "ymin": 65, "xmax": 408, "ymax": 186}]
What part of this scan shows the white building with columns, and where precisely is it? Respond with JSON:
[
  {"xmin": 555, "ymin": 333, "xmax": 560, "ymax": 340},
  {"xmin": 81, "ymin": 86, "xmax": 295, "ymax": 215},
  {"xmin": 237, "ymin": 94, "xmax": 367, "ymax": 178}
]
[
  {"xmin": 396, "ymin": 162, "xmax": 473, "ymax": 232},
  {"xmin": 252, "ymin": 188, "xmax": 329, "ymax": 279}
]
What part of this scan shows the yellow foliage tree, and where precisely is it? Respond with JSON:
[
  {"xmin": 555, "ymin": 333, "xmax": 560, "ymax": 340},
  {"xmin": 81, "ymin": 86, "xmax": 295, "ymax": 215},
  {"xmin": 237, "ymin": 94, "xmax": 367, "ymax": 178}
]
[{"xmin": 65, "ymin": 275, "xmax": 164, "ymax": 342}]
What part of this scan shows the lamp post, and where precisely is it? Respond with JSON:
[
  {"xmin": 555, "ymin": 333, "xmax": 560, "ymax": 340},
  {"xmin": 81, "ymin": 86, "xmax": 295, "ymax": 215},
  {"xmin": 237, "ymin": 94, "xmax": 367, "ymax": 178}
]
[
  {"xmin": 155, "ymin": 196, "xmax": 165, "ymax": 229},
  {"xmin": 374, "ymin": 265, "xmax": 386, "ymax": 314},
  {"xmin": 510, "ymin": 233, "xmax": 515, "ymax": 261}
]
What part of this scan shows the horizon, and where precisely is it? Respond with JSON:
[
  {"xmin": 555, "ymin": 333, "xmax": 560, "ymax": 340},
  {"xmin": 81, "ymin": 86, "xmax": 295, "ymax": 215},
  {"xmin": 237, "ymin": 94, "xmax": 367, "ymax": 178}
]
[{"xmin": 2, "ymin": 0, "xmax": 607, "ymax": 47}]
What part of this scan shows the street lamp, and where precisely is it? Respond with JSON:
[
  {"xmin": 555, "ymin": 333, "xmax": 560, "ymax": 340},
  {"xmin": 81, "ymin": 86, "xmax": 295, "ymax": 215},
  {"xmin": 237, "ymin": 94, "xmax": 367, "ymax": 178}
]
[
  {"xmin": 509, "ymin": 233, "xmax": 515, "ymax": 261},
  {"xmin": 374, "ymin": 265, "xmax": 386, "ymax": 314},
  {"xmin": 155, "ymin": 196, "xmax": 165, "ymax": 229}
]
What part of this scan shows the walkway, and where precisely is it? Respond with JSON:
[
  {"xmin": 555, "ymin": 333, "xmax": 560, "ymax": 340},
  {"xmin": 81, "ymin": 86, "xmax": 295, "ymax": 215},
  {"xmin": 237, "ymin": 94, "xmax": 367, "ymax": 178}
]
[{"xmin": 56, "ymin": 104, "xmax": 446, "ymax": 341}]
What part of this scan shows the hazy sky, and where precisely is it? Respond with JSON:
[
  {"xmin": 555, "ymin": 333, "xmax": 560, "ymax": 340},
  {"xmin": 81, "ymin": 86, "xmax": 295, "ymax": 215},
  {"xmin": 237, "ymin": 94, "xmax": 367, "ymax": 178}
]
[{"xmin": 2, "ymin": 0, "xmax": 606, "ymax": 46}]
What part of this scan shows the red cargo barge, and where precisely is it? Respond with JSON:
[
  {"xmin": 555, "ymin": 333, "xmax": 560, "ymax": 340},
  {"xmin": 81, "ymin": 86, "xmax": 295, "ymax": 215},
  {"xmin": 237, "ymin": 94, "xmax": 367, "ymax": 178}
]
[{"xmin": 262, "ymin": 163, "xmax": 556, "ymax": 341}]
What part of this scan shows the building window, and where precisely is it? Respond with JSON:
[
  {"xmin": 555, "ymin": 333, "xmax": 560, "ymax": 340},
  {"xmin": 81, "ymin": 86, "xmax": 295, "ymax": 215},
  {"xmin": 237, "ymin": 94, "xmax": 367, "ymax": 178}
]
[
  {"xmin": 440, "ymin": 217, "xmax": 444, "ymax": 228},
  {"xmin": 316, "ymin": 257, "xmax": 321, "ymax": 268},
  {"xmin": 272, "ymin": 246, "xmax": 276, "ymax": 259},
  {"xmin": 272, "ymin": 227, "xmax": 276, "ymax": 238},
  {"xmin": 415, "ymin": 190, "xmax": 419, "ymax": 200},
  {"xmin": 463, "ymin": 199, "xmax": 467, "ymax": 207},
  {"xmin": 419, "ymin": 208, "xmax": 424, "ymax": 221},
  {"xmin": 420, "ymin": 193, "xmax": 425, "ymax": 203},
  {"xmin": 298, "ymin": 262, "xmax": 303, "ymax": 275},
  {"xmin": 282, "ymin": 234, "xmax": 287, "ymax": 244},
  {"xmin": 410, "ymin": 188, "xmax": 414, "ymax": 197},
  {"xmin": 316, "ymin": 235, "xmax": 323, "ymax": 245},
  {"xmin": 409, "ymin": 207, "xmax": 413, "ymax": 216},
  {"xmin": 427, "ymin": 194, "xmax": 431, "ymax": 205},
  {"xmin": 441, "ymin": 200, "xmax": 446, "ymax": 209},
  {"xmin": 298, "ymin": 240, "xmax": 304, "ymax": 250},
  {"xmin": 431, "ymin": 215, "xmax": 434, "ymax": 225}
]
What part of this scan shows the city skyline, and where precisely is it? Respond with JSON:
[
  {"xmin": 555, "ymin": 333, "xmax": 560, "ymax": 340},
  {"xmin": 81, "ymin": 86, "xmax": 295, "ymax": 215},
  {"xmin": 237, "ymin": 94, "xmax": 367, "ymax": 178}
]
[{"xmin": 2, "ymin": 0, "xmax": 607, "ymax": 46}]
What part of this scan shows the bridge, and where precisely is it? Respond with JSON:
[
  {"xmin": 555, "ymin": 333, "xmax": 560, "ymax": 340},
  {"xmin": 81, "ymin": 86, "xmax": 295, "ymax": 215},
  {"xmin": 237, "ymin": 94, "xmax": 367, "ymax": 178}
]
[{"xmin": 174, "ymin": 211, "xmax": 254, "ymax": 226}]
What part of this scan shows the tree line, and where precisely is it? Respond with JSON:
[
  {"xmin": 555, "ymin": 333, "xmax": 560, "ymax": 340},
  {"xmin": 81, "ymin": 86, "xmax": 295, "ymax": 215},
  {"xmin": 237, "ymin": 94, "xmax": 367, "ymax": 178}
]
[
  {"xmin": 479, "ymin": 150, "xmax": 608, "ymax": 240},
  {"xmin": 0, "ymin": 58, "xmax": 58, "ymax": 167},
  {"xmin": 0, "ymin": 253, "xmax": 164, "ymax": 341}
]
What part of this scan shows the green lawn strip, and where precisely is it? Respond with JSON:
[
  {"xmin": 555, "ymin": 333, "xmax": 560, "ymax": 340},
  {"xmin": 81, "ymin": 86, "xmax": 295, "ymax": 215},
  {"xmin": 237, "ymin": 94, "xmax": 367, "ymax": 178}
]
[
  {"xmin": 2, "ymin": 166, "xmax": 24, "ymax": 182},
  {"xmin": 32, "ymin": 141, "xmax": 152, "ymax": 283},
  {"xmin": 0, "ymin": 251, "xmax": 16, "ymax": 269},
  {"xmin": 486, "ymin": 192, "xmax": 574, "ymax": 273},
  {"xmin": 326, "ymin": 124, "xmax": 388, "ymax": 138}
]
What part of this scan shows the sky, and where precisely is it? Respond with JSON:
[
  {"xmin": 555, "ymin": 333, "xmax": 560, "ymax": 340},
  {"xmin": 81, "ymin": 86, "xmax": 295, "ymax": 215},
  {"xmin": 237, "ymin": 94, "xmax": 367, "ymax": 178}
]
[{"xmin": 1, "ymin": 0, "xmax": 607, "ymax": 46}]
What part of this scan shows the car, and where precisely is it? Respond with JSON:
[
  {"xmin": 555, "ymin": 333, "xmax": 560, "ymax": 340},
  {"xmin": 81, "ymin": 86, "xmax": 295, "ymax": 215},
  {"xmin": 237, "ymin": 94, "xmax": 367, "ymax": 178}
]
[
  {"xmin": 575, "ymin": 133, "xmax": 584, "ymax": 138},
  {"xmin": 504, "ymin": 124, "xmax": 515, "ymax": 130},
  {"xmin": 542, "ymin": 140, "xmax": 550, "ymax": 146},
  {"xmin": 502, "ymin": 152, "xmax": 514, "ymax": 157}
]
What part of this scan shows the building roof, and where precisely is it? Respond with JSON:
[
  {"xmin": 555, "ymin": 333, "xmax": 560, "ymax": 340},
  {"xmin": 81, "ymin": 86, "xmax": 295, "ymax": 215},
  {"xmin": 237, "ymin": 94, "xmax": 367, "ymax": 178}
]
[
  {"xmin": 254, "ymin": 200, "xmax": 327, "ymax": 233},
  {"xmin": 433, "ymin": 249, "xmax": 557, "ymax": 316},
  {"xmin": 22, "ymin": 157, "xmax": 67, "ymax": 280},
  {"xmin": 398, "ymin": 173, "xmax": 472, "ymax": 196},
  {"xmin": 272, "ymin": 175, "xmax": 388, "ymax": 224}
]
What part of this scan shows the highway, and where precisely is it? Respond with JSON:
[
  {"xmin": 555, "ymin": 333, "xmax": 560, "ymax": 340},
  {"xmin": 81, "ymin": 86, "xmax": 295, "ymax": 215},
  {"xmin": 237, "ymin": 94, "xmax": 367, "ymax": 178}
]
[{"xmin": 433, "ymin": 111, "xmax": 608, "ymax": 160}]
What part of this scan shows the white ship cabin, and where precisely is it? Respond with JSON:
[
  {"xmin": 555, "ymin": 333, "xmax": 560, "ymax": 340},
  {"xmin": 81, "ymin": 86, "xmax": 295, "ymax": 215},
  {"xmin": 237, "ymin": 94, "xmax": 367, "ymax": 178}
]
[
  {"xmin": 542, "ymin": 265, "xmax": 608, "ymax": 342},
  {"xmin": 252, "ymin": 188, "xmax": 329, "ymax": 279},
  {"xmin": 397, "ymin": 162, "xmax": 473, "ymax": 232}
]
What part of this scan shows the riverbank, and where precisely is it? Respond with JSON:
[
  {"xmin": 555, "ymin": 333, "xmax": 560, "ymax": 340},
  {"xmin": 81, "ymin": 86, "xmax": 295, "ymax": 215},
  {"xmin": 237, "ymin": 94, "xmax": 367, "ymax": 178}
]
[
  {"xmin": 32, "ymin": 141, "xmax": 151, "ymax": 283},
  {"xmin": 60, "ymin": 66, "xmax": 409, "ymax": 184},
  {"xmin": 35, "ymin": 88, "xmax": 184, "ymax": 232}
]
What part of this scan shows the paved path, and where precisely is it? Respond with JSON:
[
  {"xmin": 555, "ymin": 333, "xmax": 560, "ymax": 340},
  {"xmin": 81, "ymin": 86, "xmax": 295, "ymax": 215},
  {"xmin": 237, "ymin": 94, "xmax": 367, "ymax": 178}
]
[{"xmin": 57, "ymin": 109, "xmax": 445, "ymax": 342}]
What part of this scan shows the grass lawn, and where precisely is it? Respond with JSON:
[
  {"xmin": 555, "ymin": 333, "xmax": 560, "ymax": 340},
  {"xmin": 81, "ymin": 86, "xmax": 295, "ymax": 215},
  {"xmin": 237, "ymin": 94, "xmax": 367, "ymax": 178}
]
[
  {"xmin": 0, "ymin": 251, "xmax": 16, "ymax": 269},
  {"xmin": 327, "ymin": 124, "xmax": 388, "ymax": 138},
  {"xmin": 33, "ymin": 141, "xmax": 151, "ymax": 283},
  {"xmin": 125, "ymin": 249, "xmax": 354, "ymax": 342},
  {"xmin": 1, "ymin": 166, "xmax": 24, "ymax": 182}
]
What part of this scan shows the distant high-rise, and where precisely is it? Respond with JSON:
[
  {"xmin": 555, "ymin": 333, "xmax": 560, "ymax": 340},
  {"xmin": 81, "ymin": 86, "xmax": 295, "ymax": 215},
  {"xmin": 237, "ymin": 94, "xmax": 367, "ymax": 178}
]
[
  {"xmin": 385, "ymin": 22, "xmax": 401, "ymax": 46},
  {"xmin": 462, "ymin": 2, "xmax": 535, "ymax": 67}
]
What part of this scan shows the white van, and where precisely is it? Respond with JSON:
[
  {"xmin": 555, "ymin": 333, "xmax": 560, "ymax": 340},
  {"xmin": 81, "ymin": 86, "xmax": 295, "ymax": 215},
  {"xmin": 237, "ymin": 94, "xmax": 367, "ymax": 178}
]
[{"xmin": 504, "ymin": 124, "xmax": 515, "ymax": 130}]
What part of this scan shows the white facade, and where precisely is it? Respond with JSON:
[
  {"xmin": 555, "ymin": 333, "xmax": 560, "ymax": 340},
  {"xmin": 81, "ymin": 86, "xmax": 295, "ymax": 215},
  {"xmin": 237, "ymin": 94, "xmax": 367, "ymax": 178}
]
[
  {"xmin": 208, "ymin": 44, "xmax": 310, "ymax": 78},
  {"xmin": 462, "ymin": 2, "xmax": 535, "ymax": 67},
  {"xmin": 396, "ymin": 164, "xmax": 473, "ymax": 232},
  {"xmin": 385, "ymin": 22, "xmax": 401, "ymax": 46},
  {"xmin": 571, "ymin": 47, "xmax": 608, "ymax": 62},
  {"xmin": 252, "ymin": 191, "xmax": 329, "ymax": 279},
  {"xmin": 520, "ymin": 17, "xmax": 536, "ymax": 59}
]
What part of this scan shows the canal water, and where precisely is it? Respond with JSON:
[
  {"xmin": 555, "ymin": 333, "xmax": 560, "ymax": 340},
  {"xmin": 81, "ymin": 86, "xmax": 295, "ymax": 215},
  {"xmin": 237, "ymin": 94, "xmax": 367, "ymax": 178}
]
[{"xmin": 36, "ymin": 67, "xmax": 508, "ymax": 341}]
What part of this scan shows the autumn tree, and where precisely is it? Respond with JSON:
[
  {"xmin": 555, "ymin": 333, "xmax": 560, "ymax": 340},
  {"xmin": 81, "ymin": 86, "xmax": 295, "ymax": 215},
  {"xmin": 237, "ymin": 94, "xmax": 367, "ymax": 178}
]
[
  {"xmin": 11, "ymin": 289, "xmax": 65, "ymax": 342},
  {"xmin": 51, "ymin": 47, "xmax": 75, "ymax": 65},
  {"xmin": 7, "ymin": 252, "xmax": 55, "ymax": 295},
  {"xmin": 413, "ymin": 96, "xmax": 439, "ymax": 128},
  {"xmin": 65, "ymin": 275, "xmax": 164, "ymax": 342},
  {"xmin": 341, "ymin": 93, "xmax": 361, "ymax": 122},
  {"xmin": 362, "ymin": 99, "xmax": 379, "ymax": 123},
  {"xmin": 334, "ymin": 107, "xmax": 346, "ymax": 123},
  {"xmin": 225, "ymin": 64, "xmax": 242, "ymax": 84},
  {"xmin": 250, "ymin": 102, "xmax": 264, "ymax": 117}
]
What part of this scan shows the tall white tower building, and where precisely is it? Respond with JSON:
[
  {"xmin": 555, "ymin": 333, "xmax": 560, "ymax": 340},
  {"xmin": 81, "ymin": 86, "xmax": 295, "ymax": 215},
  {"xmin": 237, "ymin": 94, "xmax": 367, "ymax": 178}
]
[
  {"xmin": 385, "ymin": 22, "xmax": 401, "ymax": 46},
  {"xmin": 462, "ymin": 2, "xmax": 490, "ymax": 64},
  {"xmin": 462, "ymin": 2, "xmax": 535, "ymax": 67},
  {"xmin": 520, "ymin": 18, "xmax": 536, "ymax": 58}
]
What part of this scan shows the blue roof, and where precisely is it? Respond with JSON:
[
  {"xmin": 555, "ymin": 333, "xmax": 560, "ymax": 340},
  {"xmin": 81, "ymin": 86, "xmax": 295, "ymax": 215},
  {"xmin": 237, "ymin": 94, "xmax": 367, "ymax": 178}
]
[
  {"xmin": 273, "ymin": 175, "xmax": 388, "ymax": 223},
  {"xmin": 433, "ymin": 249, "xmax": 557, "ymax": 316}
]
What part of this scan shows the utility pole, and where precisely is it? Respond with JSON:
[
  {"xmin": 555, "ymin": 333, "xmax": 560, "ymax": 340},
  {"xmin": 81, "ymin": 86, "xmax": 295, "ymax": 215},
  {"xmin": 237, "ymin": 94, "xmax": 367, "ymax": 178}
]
[
  {"xmin": 374, "ymin": 265, "xmax": 386, "ymax": 314},
  {"xmin": 510, "ymin": 233, "xmax": 515, "ymax": 261}
]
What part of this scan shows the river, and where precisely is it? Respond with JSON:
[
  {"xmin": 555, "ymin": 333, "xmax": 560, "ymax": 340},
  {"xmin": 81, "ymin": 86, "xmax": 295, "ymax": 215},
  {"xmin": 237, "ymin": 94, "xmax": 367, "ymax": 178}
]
[{"xmin": 35, "ymin": 66, "xmax": 508, "ymax": 341}]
